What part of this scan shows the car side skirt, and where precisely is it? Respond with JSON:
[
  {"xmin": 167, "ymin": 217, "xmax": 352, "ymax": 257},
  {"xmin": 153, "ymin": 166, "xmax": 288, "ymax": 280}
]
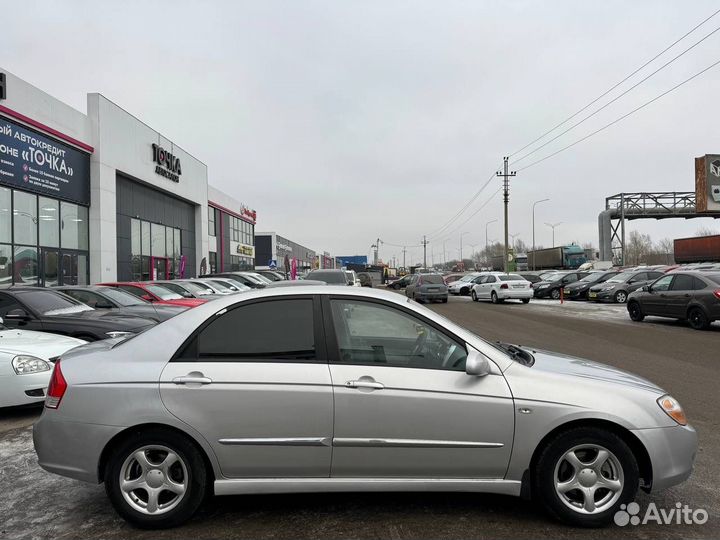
[{"xmin": 214, "ymin": 478, "xmax": 522, "ymax": 496}]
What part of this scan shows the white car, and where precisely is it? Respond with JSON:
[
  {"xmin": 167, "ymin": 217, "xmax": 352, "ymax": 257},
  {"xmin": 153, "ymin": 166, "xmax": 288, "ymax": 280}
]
[
  {"xmin": 447, "ymin": 272, "xmax": 482, "ymax": 295},
  {"xmin": 471, "ymin": 272, "xmax": 533, "ymax": 304},
  {"xmin": 0, "ymin": 319, "xmax": 86, "ymax": 408},
  {"xmin": 344, "ymin": 270, "xmax": 361, "ymax": 287}
]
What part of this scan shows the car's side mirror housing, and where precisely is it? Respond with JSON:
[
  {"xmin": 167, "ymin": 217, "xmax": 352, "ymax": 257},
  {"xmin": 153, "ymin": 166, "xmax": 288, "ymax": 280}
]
[
  {"xmin": 5, "ymin": 308, "xmax": 30, "ymax": 321},
  {"xmin": 642, "ymin": 285, "xmax": 650, "ymax": 292},
  {"xmin": 465, "ymin": 349, "xmax": 492, "ymax": 377}
]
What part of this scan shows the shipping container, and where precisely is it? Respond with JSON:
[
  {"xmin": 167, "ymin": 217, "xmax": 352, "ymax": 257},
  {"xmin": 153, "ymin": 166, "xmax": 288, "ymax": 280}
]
[{"xmin": 673, "ymin": 235, "xmax": 720, "ymax": 263}]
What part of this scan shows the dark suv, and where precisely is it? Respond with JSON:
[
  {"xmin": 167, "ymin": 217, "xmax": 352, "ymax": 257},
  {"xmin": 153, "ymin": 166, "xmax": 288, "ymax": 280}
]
[
  {"xmin": 627, "ymin": 271, "xmax": 720, "ymax": 330},
  {"xmin": 587, "ymin": 270, "xmax": 665, "ymax": 303}
]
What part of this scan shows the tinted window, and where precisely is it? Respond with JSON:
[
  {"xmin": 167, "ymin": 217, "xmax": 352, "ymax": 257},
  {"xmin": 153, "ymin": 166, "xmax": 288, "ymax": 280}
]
[
  {"xmin": 486, "ymin": 276, "xmax": 496, "ymax": 283},
  {"xmin": 308, "ymin": 271, "xmax": 347, "ymax": 284},
  {"xmin": 499, "ymin": 274, "xmax": 524, "ymax": 281},
  {"xmin": 16, "ymin": 290, "xmax": 91, "ymax": 315},
  {"xmin": 119, "ymin": 285, "xmax": 146, "ymax": 298},
  {"xmin": 101, "ymin": 288, "xmax": 146, "ymax": 306},
  {"xmin": 693, "ymin": 277, "xmax": 708, "ymax": 290},
  {"xmin": 670, "ymin": 274, "xmax": 694, "ymax": 291},
  {"xmin": 193, "ymin": 299, "xmax": 316, "ymax": 361},
  {"xmin": 648, "ymin": 272, "xmax": 664, "ymax": 280},
  {"xmin": 421, "ymin": 274, "xmax": 445, "ymax": 285},
  {"xmin": 330, "ymin": 300, "xmax": 466, "ymax": 370},
  {"xmin": 651, "ymin": 275, "xmax": 673, "ymax": 292},
  {"xmin": 145, "ymin": 284, "xmax": 183, "ymax": 300},
  {"xmin": 0, "ymin": 293, "xmax": 23, "ymax": 317},
  {"xmin": 630, "ymin": 273, "xmax": 647, "ymax": 282},
  {"xmin": 63, "ymin": 289, "xmax": 102, "ymax": 307},
  {"xmin": 705, "ymin": 273, "xmax": 720, "ymax": 286},
  {"xmin": 562, "ymin": 274, "xmax": 579, "ymax": 284}
]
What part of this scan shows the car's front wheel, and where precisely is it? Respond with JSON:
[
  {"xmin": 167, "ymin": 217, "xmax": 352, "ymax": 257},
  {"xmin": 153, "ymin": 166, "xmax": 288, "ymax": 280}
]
[
  {"xmin": 614, "ymin": 291, "xmax": 628, "ymax": 303},
  {"xmin": 627, "ymin": 301, "xmax": 644, "ymax": 322},
  {"xmin": 550, "ymin": 288, "xmax": 561, "ymax": 300},
  {"xmin": 104, "ymin": 429, "xmax": 207, "ymax": 529},
  {"xmin": 522, "ymin": 298, "xmax": 530, "ymax": 304},
  {"xmin": 533, "ymin": 427, "xmax": 639, "ymax": 528},
  {"xmin": 471, "ymin": 290, "xmax": 478, "ymax": 302}
]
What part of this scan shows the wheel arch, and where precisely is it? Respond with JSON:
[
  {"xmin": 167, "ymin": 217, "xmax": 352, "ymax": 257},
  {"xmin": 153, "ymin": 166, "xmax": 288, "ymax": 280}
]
[
  {"xmin": 97, "ymin": 422, "xmax": 217, "ymax": 486},
  {"xmin": 524, "ymin": 418, "xmax": 653, "ymax": 498}
]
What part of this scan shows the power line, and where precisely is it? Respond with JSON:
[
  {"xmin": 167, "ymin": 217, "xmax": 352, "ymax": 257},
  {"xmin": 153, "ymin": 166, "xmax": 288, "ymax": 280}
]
[
  {"xmin": 509, "ymin": 7, "xmax": 720, "ymax": 159},
  {"xmin": 511, "ymin": 22, "xmax": 720, "ymax": 166},
  {"xmin": 516, "ymin": 56, "xmax": 720, "ymax": 172},
  {"xmin": 426, "ymin": 172, "xmax": 497, "ymax": 239},
  {"xmin": 434, "ymin": 187, "xmax": 503, "ymax": 245}
]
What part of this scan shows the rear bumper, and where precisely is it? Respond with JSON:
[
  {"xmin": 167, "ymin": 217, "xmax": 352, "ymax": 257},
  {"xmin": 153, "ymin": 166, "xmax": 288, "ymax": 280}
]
[
  {"xmin": 416, "ymin": 292, "xmax": 449, "ymax": 301},
  {"xmin": 33, "ymin": 413, "xmax": 124, "ymax": 483},
  {"xmin": 497, "ymin": 289, "xmax": 533, "ymax": 300},
  {"xmin": 631, "ymin": 424, "xmax": 697, "ymax": 492}
]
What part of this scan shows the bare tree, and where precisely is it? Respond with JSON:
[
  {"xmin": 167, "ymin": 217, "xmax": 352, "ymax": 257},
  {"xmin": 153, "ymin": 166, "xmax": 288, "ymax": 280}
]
[
  {"xmin": 625, "ymin": 230, "xmax": 653, "ymax": 266},
  {"xmin": 696, "ymin": 225, "xmax": 718, "ymax": 237}
]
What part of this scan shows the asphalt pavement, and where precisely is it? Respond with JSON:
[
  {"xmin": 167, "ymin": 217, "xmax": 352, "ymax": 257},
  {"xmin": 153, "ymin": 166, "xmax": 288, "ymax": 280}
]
[{"xmin": 0, "ymin": 295, "xmax": 717, "ymax": 539}]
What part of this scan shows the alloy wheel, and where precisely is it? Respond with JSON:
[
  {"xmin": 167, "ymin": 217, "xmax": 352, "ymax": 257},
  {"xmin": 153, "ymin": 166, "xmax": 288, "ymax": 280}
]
[
  {"xmin": 551, "ymin": 289, "xmax": 560, "ymax": 300},
  {"xmin": 553, "ymin": 444, "xmax": 624, "ymax": 515},
  {"xmin": 119, "ymin": 445, "xmax": 188, "ymax": 515},
  {"xmin": 471, "ymin": 290, "xmax": 478, "ymax": 301},
  {"xmin": 615, "ymin": 291, "xmax": 627, "ymax": 303}
]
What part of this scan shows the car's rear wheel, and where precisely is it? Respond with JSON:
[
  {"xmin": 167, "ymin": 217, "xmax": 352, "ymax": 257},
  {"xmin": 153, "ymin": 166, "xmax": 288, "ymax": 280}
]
[
  {"xmin": 491, "ymin": 291, "xmax": 499, "ymax": 304},
  {"xmin": 613, "ymin": 291, "xmax": 628, "ymax": 303},
  {"xmin": 460, "ymin": 287, "xmax": 470, "ymax": 296},
  {"xmin": 533, "ymin": 427, "xmax": 638, "ymax": 528},
  {"xmin": 627, "ymin": 301, "xmax": 644, "ymax": 322},
  {"xmin": 105, "ymin": 430, "xmax": 207, "ymax": 529},
  {"xmin": 550, "ymin": 288, "xmax": 561, "ymax": 300},
  {"xmin": 441, "ymin": 297, "xmax": 448, "ymax": 303},
  {"xmin": 471, "ymin": 290, "xmax": 478, "ymax": 302},
  {"xmin": 522, "ymin": 298, "xmax": 530, "ymax": 304},
  {"xmin": 687, "ymin": 307, "xmax": 710, "ymax": 330}
]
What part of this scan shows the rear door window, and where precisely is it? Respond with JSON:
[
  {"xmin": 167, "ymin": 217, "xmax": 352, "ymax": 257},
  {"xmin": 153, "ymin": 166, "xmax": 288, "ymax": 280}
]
[{"xmin": 670, "ymin": 274, "xmax": 694, "ymax": 291}]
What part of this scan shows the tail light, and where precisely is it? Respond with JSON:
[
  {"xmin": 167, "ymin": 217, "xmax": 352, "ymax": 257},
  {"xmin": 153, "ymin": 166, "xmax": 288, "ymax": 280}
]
[
  {"xmin": 714, "ymin": 289, "xmax": 720, "ymax": 300},
  {"xmin": 500, "ymin": 283, "xmax": 509, "ymax": 289},
  {"xmin": 45, "ymin": 361, "xmax": 67, "ymax": 409}
]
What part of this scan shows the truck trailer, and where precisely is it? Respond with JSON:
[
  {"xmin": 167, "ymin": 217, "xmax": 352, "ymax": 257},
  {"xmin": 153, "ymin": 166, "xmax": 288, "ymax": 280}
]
[
  {"xmin": 527, "ymin": 245, "xmax": 587, "ymax": 270},
  {"xmin": 674, "ymin": 235, "xmax": 720, "ymax": 263}
]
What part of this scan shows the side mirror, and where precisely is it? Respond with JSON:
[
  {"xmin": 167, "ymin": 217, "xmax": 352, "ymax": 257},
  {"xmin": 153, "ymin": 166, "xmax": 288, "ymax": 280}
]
[
  {"xmin": 642, "ymin": 285, "xmax": 650, "ymax": 292},
  {"xmin": 5, "ymin": 308, "xmax": 30, "ymax": 321},
  {"xmin": 465, "ymin": 349, "xmax": 492, "ymax": 377}
]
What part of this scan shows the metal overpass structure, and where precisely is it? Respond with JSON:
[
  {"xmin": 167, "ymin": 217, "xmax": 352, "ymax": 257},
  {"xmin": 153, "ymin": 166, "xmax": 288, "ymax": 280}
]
[{"xmin": 598, "ymin": 191, "xmax": 720, "ymax": 264}]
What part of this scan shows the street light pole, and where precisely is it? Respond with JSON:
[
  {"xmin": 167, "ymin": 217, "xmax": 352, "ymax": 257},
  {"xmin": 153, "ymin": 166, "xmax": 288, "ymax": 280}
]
[
  {"xmin": 532, "ymin": 198, "xmax": 550, "ymax": 270},
  {"xmin": 545, "ymin": 222, "xmax": 562, "ymax": 248}
]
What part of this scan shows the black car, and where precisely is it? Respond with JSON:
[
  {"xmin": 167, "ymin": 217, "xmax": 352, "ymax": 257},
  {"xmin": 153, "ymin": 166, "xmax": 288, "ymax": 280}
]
[
  {"xmin": 56, "ymin": 285, "xmax": 187, "ymax": 322},
  {"xmin": 517, "ymin": 272, "xmax": 544, "ymax": 284},
  {"xmin": 306, "ymin": 269, "xmax": 351, "ymax": 285},
  {"xmin": 533, "ymin": 271, "xmax": 589, "ymax": 299},
  {"xmin": 256, "ymin": 270, "xmax": 285, "ymax": 282},
  {"xmin": 386, "ymin": 274, "xmax": 412, "ymax": 290},
  {"xmin": 587, "ymin": 270, "xmax": 665, "ymax": 303},
  {"xmin": 627, "ymin": 271, "xmax": 720, "ymax": 330},
  {"xmin": 0, "ymin": 288, "xmax": 156, "ymax": 341},
  {"xmin": 562, "ymin": 271, "xmax": 619, "ymax": 300}
]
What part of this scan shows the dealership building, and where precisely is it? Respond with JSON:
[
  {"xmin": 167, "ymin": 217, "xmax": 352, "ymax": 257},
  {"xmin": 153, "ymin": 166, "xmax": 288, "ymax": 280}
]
[
  {"xmin": 0, "ymin": 68, "xmax": 254, "ymax": 286},
  {"xmin": 254, "ymin": 232, "xmax": 317, "ymax": 274}
]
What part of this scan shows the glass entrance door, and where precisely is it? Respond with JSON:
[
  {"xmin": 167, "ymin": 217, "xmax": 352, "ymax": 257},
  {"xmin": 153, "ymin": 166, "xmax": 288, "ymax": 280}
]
[
  {"xmin": 59, "ymin": 252, "xmax": 88, "ymax": 286},
  {"xmin": 150, "ymin": 256, "xmax": 170, "ymax": 280},
  {"xmin": 41, "ymin": 249, "xmax": 59, "ymax": 287}
]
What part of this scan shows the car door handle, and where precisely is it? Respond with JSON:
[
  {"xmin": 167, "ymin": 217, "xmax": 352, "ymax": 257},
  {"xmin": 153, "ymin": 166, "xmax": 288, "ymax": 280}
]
[
  {"xmin": 346, "ymin": 379, "xmax": 385, "ymax": 390},
  {"xmin": 172, "ymin": 375, "xmax": 212, "ymax": 385}
]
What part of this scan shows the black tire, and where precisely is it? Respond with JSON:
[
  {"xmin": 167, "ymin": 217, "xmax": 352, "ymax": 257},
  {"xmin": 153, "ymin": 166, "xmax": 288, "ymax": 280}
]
[
  {"xmin": 613, "ymin": 290, "xmax": 628, "ymax": 304},
  {"xmin": 550, "ymin": 288, "xmax": 561, "ymax": 300},
  {"xmin": 471, "ymin": 290, "xmax": 478, "ymax": 302},
  {"xmin": 533, "ymin": 427, "xmax": 639, "ymax": 528},
  {"xmin": 491, "ymin": 291, "xmax": 499, "ymax": 304},
  {"xmin": 104, "ymin": 429, "xmax": 207, "ymax": 529},
  {"xmin": 522, "ymin": 298, "xmax": 530, "ymax": 304},
  {"xmin": 687, "ymin": 307, "xmax": 710, "ymax": 330},
  {"xmin": 442, "ymin": 298, "xmax": 448, "ymax": 303},
  {"xmin": 627, "ymin": 301, "xmax": 644, "ymax": 322},
  {"xmin": 460, "ymin": 287, "xmax": 470, "ymax": 296}
]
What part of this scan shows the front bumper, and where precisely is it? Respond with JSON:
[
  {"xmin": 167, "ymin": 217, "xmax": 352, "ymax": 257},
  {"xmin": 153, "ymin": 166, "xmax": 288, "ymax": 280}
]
[
  {"xmin": 563, "ymin": 287, "xmax": 588, "ymax": 299},
  {"xmin": 0, "ymin": 371, "xmax": 51, "ymax": 408},
  {"xmin": 533, "ymin": 287, "xmax": 554, "ymax": 298},
  {"xmin": 632, "ymin": 424, "xmax": 697, "ymax": 492},
  {"xmin": 587, "ymin": 289, "xmax": 615, "ymax": 301}
]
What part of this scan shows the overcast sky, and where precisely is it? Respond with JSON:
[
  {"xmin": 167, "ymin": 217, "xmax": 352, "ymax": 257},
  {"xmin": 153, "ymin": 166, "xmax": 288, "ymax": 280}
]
[{"xmin": 5, "ymin": 0, "xmax": 720, "ymax": 265}]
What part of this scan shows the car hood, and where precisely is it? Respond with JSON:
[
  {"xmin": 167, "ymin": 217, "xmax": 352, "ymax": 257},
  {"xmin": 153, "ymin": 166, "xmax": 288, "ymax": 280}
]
[
  {"xmin": 522, "ymin": 347, "xmax": 664, "ymax": 394},
  {"xmin": 564, "ymin": 281, "xmax": 592, "ymax": 290},
  {"xmin": 0, "ymin": 328, "xmax": 86, "ymax": 359},
  {"xmin": 590, "ymin": 281, "xmax": 622, "ymax": 290}
]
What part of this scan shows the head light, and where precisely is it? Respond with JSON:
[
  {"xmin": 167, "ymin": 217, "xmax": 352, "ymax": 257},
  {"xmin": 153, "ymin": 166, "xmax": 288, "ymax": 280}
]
[
  {"xmin": 105, "ymin": 331, "xmax": 134, "ymax": 339},
  {"xmin": 657, "ymin": 394, "xmax": 687, "ymax": 425},
  {"xmin": 12, "ymin": 355, "xmax": 51, "ymax": 375}
]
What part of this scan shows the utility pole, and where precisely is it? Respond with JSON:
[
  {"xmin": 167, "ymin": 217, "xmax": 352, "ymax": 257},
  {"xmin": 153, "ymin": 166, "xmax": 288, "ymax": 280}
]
[
  {"xmin": 371, "ymin": 238, "xmax": 382, "ymax": 265},
  {"xmin": 532, "ymin": 198, "xmax": 550, "ymax": 271},
  {"xmin": 545, "ymin": 222, "xmax": 562, "ymax": 247},
  {"xmin": 497, "ymin": 157, "xmax": 516, "ymax": 274},
  {"xmin": 421, "ymin": 236, "xmax": 429, "ymax": 269},
  {"xmin": 442, "ymin": 240, "xmax": 447, "ymax": 268},
  {"xmin": 402, "ymin": 246, "xmax": 406, "ymax": 270}
]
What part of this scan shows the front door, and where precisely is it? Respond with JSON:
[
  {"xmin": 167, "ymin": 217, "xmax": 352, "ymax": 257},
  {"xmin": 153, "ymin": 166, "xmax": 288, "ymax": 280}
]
[
  {"xmin": 643, "ymin": 275, "xmax": 673, "ymax": 316},
  {"xmin": 325, "ymin": 297, "xmax": 514, "ymax": 478},
  {"xmin": 159, "ymin": 296, "xmax": 334, "ymax": 478},
  {"xmin": 150, "ymin": 256, "xmax": 169, "ymax": 280}
]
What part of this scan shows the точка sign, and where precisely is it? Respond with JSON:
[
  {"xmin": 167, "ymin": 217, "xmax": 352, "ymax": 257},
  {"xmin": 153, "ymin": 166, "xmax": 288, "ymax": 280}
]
[{"xmin": 152, "ymin": 143, "xmax": 181, "ymax": 183}]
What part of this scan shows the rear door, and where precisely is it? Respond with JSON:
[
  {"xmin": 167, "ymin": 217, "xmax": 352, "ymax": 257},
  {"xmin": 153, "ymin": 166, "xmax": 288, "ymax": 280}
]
[
  {"xmin": 666, "ymin": 274, "xmax": 695, "ymax": 318},
  {"xmin": 325, "ymin": 297, "xmax": 514, "ymax": 478},
  {"xmin": 159, "ymin": 296, "xmax": 334, "ymax": 478}
]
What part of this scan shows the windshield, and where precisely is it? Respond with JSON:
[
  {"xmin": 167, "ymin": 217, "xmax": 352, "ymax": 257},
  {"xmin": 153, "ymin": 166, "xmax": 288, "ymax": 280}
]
[
  {"xmin": 18, "ymin": 290, "xmax": 93, "ymax": 315},
  {"xmin": 458, "ymin": 274, "xmax": 476, "ymax": 282},
  {"xmin": 178, "ymin": 281, "xmax": 214, "ymax": 295},
  {"xmin": 578, "ymin": 272, "xmax": 604, "ymax": 283},
  {"xmin": 208, "ymin": 280, "xmax": 236, "ymax": 292},
  {"xmin": 542, "ymin": 272, "xmax": 565, "ymax": 282},
  {"xmin": 145, "ymin": 284, "xmax": 184, "ymax": 300},
  {"xmin": 100, "ymin": 287, "xmax": 146, "ymax": 306},
  {"xmin": 247, "ymin": 273, "xmax": 273, "ymax": 284},
  {"xmin": 607, "ymin": 272, "xmax": 633, "ymax": 283},
  {"xmin": 218, "ymin": 278, "xmax": 251, "ymax": 291},
  {"xmin": 308, "ymin": 271, "xmax": 347, "ymax": 284}
]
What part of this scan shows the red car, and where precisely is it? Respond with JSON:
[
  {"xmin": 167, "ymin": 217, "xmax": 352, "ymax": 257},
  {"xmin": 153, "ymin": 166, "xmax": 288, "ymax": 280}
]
[{"xmin": 98, "ymin": 282, "xmax": 207, "ymax": 308}]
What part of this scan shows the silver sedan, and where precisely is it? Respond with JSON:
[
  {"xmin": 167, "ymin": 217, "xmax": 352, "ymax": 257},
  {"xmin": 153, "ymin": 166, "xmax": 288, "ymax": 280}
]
[{"xmin": 33, "ymin": 287, "xmax": 696, "ymax": 529}]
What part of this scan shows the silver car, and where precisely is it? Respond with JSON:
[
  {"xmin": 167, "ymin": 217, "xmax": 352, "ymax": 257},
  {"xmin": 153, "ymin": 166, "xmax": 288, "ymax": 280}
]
[{"xmin": 33, "ymin": 287, "xmax": 696, "ymax": 529}]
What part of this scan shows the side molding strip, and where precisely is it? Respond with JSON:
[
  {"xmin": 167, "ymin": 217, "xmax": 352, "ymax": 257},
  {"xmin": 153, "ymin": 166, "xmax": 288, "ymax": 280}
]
[
  {"xmin": 332, "ymin": 438, "xmax": 504, "ymax": 448},
  {"xmin": 218, "ymin": 437, "xmax": 331, "ymax": 447}
]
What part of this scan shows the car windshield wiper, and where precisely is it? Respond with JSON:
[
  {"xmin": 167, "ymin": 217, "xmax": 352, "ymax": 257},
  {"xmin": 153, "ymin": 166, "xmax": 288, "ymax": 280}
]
[{"xmin": 494, "ymin": 341, "xmax": 535, "ymax": 366}]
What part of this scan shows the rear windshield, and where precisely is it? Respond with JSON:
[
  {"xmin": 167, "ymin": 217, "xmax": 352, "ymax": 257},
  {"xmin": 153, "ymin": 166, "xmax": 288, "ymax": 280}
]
[
  {"xmin": 308, "ymin": 271, "xmax": 347, "ymax": 284},
  {"xmin": 499, "ymin": 274, "xmax": 524, "ymax": 281},
  {"xmin": 705, "ymin": 273, "xmax": 720, "ymax": 286},
  {"xmin": 145, "ymin": 284, "xmax": 184, "ymax": 300},
  {"xmin": 421, "ymin": 275, "xmax": 445, "ymax": 284},
  {"xmin": 17, "ymin": 290, "xmax": 93, "ymax": 315}
]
